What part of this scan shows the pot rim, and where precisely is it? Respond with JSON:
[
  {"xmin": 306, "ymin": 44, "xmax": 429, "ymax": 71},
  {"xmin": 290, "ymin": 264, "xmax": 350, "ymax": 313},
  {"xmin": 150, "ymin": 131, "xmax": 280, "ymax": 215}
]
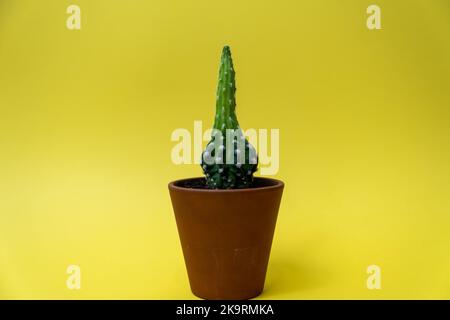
[{"xmin": 168, "ymin": 177, "xmax": 284, "ymax": 193}]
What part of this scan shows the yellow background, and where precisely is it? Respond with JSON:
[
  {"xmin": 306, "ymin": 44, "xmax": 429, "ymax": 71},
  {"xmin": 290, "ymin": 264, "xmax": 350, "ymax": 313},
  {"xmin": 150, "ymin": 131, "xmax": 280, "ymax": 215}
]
[{"xmin": 1, "ymin": 0, "xmax": 450, "ymax": 299}]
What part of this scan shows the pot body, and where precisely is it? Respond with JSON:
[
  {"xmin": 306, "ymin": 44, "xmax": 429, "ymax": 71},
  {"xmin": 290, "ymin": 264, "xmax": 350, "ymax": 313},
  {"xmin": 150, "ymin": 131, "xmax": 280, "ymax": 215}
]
[{"xmin": 168, "ymin": 177, "xmax": 284, "ymax": 300}]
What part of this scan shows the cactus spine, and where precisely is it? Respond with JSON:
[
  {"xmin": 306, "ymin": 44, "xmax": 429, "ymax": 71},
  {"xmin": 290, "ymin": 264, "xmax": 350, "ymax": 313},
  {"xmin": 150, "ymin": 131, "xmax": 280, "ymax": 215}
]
[{"xmin": 201, "ymin": 46, "xmax": 258, "ymax": 189}]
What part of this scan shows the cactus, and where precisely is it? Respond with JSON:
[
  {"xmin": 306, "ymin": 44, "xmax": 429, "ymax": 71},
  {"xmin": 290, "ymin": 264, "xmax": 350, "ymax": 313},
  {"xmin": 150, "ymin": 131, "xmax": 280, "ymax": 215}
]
[{"xmin": 200, "ymin": 46, "xmax": 258, "ymax": 189}]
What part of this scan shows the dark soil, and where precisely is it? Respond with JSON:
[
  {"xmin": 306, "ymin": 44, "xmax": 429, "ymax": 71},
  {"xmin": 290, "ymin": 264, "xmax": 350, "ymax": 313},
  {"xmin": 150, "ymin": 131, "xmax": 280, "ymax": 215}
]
[
  {"xmin": 176, "ymin": 177, "xmax": 278, "ymax": 190},
  {"xmin": 181, "ymin": 178, "xmax": 210, "ymax": 189}
]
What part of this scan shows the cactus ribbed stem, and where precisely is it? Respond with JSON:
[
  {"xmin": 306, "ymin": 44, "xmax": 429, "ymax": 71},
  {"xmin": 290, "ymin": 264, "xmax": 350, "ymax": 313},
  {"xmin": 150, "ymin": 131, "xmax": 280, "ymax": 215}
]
[
  {"xmin": 201, "ymin": 46, "xmax": 258, "ymax": 189},
  {"xmin": 214, "ymin": 46, "xmax": 239, "ymax": 131}
]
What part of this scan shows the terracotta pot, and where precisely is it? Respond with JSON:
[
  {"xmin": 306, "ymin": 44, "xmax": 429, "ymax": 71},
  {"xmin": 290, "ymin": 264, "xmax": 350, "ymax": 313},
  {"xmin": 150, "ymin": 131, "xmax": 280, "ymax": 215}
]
[{"xmin": 168, "ymin": 177, "xmax": 284, "ymax": 300}]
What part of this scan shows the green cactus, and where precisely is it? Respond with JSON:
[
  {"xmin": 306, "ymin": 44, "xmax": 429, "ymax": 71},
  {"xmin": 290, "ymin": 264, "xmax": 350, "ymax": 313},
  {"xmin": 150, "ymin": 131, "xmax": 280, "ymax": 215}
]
[{"xmin": 200, "ymin": 46, "xmax": 258, "ymax": 189}]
